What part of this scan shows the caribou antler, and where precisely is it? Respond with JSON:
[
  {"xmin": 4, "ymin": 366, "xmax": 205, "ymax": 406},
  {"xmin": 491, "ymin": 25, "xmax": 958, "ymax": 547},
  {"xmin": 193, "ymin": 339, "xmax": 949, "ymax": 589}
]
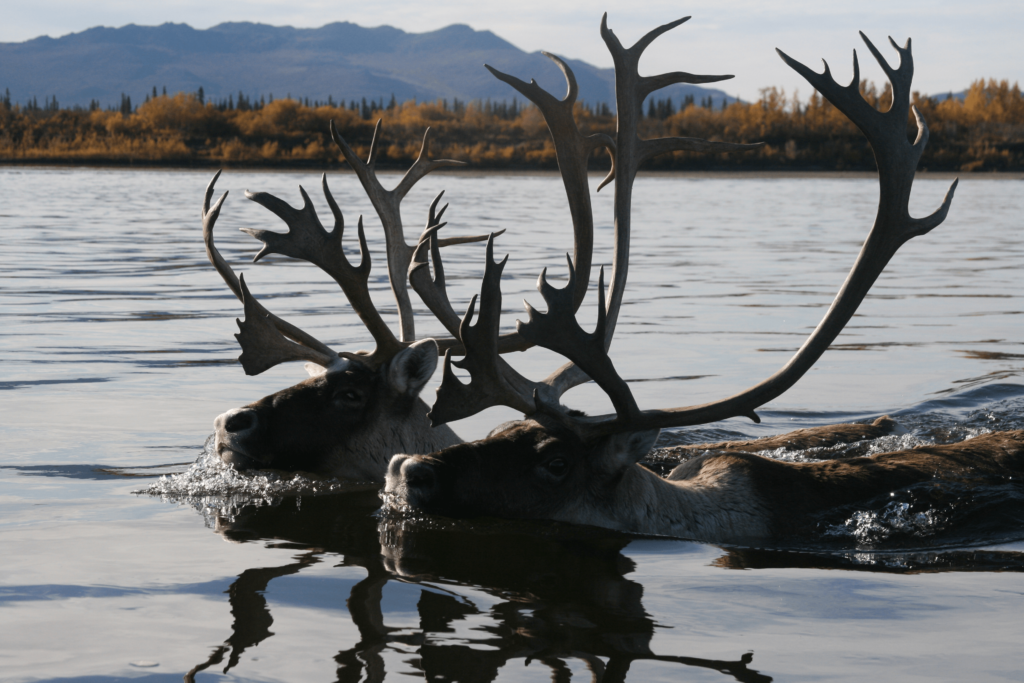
[
  {"xmin": 429, "ymin": 15, "xmax": 763, "ymax": 426},
  {"xmin": 598, "ymin": 14, "xmax": 762, "ymax": 348},
  {"xmin": 330, "ymin": 121, "xmax": 495, "ymax": 343},
  {"xmin": 409, "ymin": 51, "xmax": 621, "ymax": 377},
  {"xmin": 407, "ymin": 194, "xmax": 522, "ymax": 352},
  {"xmin": 202, "ymin": 172, "xmax": 341, "ymax": 374},
  {"xmin": 205, "ymin": 114, "xmax": 570, "ymax": 377},
  {"xmin": 431, "ymin": 235, "xmax": 538, "ymax": 424},
  {"xmin": 242, "ymin": 174, "xmax": 407, "ymax": 368},
  {"xmin": 485, "ymin": 52, "xmax": 614, "ymax": 311},
  {"xmin": 513, "ymin": 32, "xmax": 958, "ymax": 440}
]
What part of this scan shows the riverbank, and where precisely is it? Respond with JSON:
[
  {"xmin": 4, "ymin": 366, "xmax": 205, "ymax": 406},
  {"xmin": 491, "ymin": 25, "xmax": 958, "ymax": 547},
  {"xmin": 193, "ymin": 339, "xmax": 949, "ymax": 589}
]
[
  {"xmin": 2, "ymin": 159, "xmax": 1017, "ymax": 180},
  {"xmin": 3, "ymin": 79, "xmax": 1023, "ymax": 173}
]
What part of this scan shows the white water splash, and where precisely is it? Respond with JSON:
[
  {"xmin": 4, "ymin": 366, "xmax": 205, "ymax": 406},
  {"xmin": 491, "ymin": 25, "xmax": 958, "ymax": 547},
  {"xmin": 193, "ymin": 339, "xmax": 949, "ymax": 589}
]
[
  {"xmin": 823, "ymin": 499, "xmax": 948, "ymax": 545},
  {"xmin": 134, "ymin": 436, "xmax": 364, "ymax": 524}
]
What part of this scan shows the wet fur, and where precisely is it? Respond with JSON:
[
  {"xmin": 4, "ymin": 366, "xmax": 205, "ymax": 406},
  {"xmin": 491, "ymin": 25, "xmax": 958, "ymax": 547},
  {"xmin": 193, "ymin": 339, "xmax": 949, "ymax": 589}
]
[
  {"xmin": 387, "ymin": 420, "xmax": 1024, "ymax": 543},
  {"xmin": 214, "ymin": 342, "xmax": 459, "ymax": 480}
]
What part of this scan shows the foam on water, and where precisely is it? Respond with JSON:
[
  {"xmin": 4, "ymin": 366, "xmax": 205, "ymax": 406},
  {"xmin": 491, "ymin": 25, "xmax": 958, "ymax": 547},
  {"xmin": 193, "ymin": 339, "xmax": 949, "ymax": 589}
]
[
  {"xmin": 135, "ymin": 435, "xmax": 368, "ymax": 524},
  {"xmin": 823, "ymin": 499, "xmax": 950, "ymax": 545}
]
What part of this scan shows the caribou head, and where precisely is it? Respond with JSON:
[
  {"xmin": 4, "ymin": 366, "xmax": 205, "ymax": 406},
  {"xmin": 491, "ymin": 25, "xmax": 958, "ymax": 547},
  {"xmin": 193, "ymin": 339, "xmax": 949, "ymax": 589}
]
[
  {"xmin": 385, "ymin": 19, "xmax": 974, "ymax": 542},
  {"xmin": 212, "ymin": 342, "xmax": 443, "ymax": 477},
  {"xmin": 200, "ymin": 115, "xmax": 495, "ymax": 477}
]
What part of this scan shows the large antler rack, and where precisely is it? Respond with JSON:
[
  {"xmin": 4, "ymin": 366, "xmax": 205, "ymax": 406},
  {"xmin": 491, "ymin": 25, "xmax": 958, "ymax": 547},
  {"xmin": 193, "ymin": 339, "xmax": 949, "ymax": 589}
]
[
  {"xmin": 203, "ymin": 173, "xmax": 495, "ymax": 373},
  {"xmin": 518, "ymin": 31, "xmax": 959, "ymax": 441},
  {"xmin": 412, "ymin": 51, "xmax": 616, "ymax": 420},
  {"xmin": 428, "ymin": 15, "xmax": 762, "ymax": 426},
  {"xmin": 205, "ymin": 115, "xmax": 531, "ymax": 374},
  {"xmin": 418, "ymin": 51, "xmax": 618, "ymax": 423},
  {"xmin": 330, "ymin": 121, "xmax": 494, "ymax": 343}
]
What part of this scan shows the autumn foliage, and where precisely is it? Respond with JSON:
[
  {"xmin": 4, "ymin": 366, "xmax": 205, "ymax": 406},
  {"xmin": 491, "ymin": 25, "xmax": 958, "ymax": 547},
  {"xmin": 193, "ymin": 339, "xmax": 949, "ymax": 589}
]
[{"xmin": 1, "ymin": 79, "xmax": 1022, "ymax": 171}]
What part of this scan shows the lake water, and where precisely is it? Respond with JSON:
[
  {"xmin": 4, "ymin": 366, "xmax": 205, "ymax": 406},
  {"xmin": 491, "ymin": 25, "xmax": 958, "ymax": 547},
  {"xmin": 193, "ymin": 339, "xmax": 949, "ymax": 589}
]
[{"xmin": 2, "ymin": 166, "xmax": 1023, "ymax": 682}]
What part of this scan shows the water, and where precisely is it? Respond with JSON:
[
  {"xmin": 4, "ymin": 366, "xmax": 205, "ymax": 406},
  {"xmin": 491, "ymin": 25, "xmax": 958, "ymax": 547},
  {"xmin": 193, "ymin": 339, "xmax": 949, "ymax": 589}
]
[{"xmin": 2, "ymin": 166, "xmax": 1024, "ymax": 681}]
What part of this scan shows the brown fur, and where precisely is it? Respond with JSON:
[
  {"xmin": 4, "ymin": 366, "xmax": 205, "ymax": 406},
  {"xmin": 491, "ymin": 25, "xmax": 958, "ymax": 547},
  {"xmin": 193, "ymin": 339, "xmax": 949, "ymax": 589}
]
[
  {"xmin": 660, "ymin": 416, "xmax": 897, "ymax": 458},
  {"xmin": 670, "ymin": 429, "xmax": 1024, "ymax": 535},
  {"xmin": 388, "ymin": 418, "xmax": 1024, "ymax": 541}
]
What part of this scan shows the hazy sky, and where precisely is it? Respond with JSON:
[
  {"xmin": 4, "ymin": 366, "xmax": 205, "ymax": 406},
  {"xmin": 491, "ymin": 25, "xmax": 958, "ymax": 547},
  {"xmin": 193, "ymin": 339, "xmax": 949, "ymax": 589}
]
[{"xmin": 4, "ymin": 1, "xmax": 1021, "ymax": 101}]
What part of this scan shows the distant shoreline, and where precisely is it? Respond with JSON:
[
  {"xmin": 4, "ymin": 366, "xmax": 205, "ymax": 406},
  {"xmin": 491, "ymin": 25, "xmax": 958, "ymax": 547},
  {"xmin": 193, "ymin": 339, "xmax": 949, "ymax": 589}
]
[{"xmin": 0, "ymin": 159, "xmax": 1010, "ymax": 180}]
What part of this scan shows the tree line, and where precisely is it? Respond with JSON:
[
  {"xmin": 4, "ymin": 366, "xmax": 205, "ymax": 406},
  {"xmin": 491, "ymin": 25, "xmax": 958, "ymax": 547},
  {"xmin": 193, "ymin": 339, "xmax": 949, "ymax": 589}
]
[{"xmin": 0, "ymin": 79, "xmax": 1021, "ymax": 171}]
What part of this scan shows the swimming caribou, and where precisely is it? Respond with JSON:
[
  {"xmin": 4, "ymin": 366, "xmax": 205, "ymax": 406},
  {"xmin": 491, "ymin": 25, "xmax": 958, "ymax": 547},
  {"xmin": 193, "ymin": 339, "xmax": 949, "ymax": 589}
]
[
  {"xmin": 384, "ymin": 17, "xmax": 1024, "ymax": 542},
  {"xmin": 201, "ymin": 48, "xmax": 757, "ymax": 479}
]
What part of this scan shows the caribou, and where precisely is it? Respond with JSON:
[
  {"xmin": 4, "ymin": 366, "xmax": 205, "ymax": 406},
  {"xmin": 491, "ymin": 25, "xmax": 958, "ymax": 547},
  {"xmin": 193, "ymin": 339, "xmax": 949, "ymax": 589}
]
[
  {"xmin": 200, "ymin": 44, "xmax": 757, "ymax": 478},
  {"xmin": 384, "ymin": 17, "xmax": 1024, "ymax": 542},
  {"xmin": 201, "ymin": 164, "xmax": 466, "ymax": 478}
]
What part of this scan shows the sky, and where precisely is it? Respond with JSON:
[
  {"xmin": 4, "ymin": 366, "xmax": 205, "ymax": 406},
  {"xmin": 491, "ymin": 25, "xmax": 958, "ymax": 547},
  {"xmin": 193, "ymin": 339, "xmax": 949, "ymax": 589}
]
[{"xmin": 3, "ymin": 0, "xmax": 1022, "ymax": 102}]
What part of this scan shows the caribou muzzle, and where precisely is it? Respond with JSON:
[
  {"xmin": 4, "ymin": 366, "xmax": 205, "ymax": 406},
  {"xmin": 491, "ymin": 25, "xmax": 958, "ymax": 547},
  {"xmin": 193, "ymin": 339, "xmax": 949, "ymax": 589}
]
[
  {"xmin": 213, "ymin": 406, "xmax": 268, "ymax": 470},
  {"xmin": 384, "ymin": 454, "xmax": 439, "ymax": 510}
]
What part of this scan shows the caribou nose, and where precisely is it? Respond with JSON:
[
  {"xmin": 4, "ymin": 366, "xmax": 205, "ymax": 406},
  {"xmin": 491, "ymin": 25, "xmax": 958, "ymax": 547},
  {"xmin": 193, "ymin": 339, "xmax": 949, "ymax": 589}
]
[
  {"xmin": 385, "ymin": 453, "xmax": 412, "ymax": 486},
  {"xmin": 402, "ymin": 458, "xmax": 437, "ymax": 492},
  {"xmin": 215, "ymin": 408, "xmax": 258, "ymax": 436},
  {"xmin": 385, "ymin": 454, "xmax": 438, "ymax": 505}
]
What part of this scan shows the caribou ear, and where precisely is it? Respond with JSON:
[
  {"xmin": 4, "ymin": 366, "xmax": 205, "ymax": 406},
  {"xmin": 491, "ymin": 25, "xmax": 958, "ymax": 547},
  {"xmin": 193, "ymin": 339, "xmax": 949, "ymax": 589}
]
[
  {"xmin": 593, "ymin": 429, "xmax": 660, "ymax": 473},
  {"xmin": 388, "ymin": 339, "xmax": 439, "ymax": 397},
  {"xmin": 304, "ymin": 362, "xmax": 328, "ymax": 378}
]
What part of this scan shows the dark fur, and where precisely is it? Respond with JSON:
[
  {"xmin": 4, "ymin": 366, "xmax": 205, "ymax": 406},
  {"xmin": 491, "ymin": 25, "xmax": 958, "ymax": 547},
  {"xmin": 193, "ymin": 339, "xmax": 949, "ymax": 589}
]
[
  {"xmin": 391, "ymin": 419, "xmax": 1024, "ymax": 540},
  {"xmin": 217, "ymin": 363, "xmax": 395, "ymax": 473},
  {"xmin": 674, "ymin": 429, "xmax": 1024, "ymax": 533}
]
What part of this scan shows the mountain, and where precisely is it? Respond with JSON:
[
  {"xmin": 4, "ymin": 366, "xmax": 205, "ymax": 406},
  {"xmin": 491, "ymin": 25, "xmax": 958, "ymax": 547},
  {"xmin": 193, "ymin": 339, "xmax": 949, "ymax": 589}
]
[{"xmin": 0, "ymin": 21, "xmax": 737, "ymax": 111}]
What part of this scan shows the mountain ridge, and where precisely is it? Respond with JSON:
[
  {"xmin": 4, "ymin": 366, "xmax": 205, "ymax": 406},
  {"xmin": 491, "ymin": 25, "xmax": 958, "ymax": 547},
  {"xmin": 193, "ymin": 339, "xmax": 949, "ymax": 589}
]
[{"xmin": 0, "ymin": 21, "xmax": 737, "ymax": 110}]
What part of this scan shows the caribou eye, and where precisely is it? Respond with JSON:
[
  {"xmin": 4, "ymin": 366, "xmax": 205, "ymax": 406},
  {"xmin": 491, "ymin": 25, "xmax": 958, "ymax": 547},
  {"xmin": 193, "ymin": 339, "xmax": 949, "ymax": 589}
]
[
  {"xmin": 334, "ymin": 390, "xmax": 362, "ymax": 404},
  {"xmin": 543, "ymin": 457, "xmax": 569, "ymax": 478}
]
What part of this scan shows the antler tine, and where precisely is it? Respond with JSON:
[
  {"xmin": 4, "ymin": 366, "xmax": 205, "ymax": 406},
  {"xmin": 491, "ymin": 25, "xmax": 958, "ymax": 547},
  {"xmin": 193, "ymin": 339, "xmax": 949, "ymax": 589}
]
[
  {"xmin": 519, "ymin": 264, "xmax": 639, "ymax": 422},
  {"xmin": 241, "ymin": 179, "xmax": 406, "ymax": 369},
  {"xmin": 330, "ymin": 120, "xmax": 475, "ymax": 343},
  {"xmin": 409, "ymin": 225, "xmax": 463, "ymax": 341},
  {"xmin": 429, "ymin": 235, "xmax": 538, "ymax": 425},
  {"xmin": 485, "ymin": 49, "xmax": 628, "ymax": 401},
  {"xmin": 560, "ymin": 33, "xmax": 958, "ymax": 440},
  {"xmin": 201, "ymin": 172, "xmax": 341, "ymax": 375},
  {"xmin": 414, "ymin": 190, "xmax": 502, "ymax": 249},
  {"xmin": 485, "ymin": 54, "xmax": 613, "ymax": 311},
  {"xmin": 234, "ymin": 274, "xmax": 338, "ymax": 374},
  {"xmin": 591, "ymin": 15, "xmax": 763, "ymax": 397},
  {"xmin": 367, "ymin": 118, "xmax": 383, "ymax": 170},
  {"xmin": 202, "ymin": 171, "xmax": 239, "ymax": 300},
  {"xmin": 409, "ymin": 220, "xmax": 525, "ymax": 351},
  {"xmin": 320, "ymin": 171, "xmax": 346, "ymax": 232},
  {"xmin": 394, "ymin": 127, "xmax": 467, "ymax": 201},
  {"xmin": 639, "ymin": 136, "xmax": 764, "ymax": 166}
]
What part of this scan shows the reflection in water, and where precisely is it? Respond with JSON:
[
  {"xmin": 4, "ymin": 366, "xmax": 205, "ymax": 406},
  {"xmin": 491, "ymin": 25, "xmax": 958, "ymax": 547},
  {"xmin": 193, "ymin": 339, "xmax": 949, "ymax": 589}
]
[
  {"xmin": 178, "ymin": 485, "xmax": 1024, "ymax": 682},
  {"xmin": 715, "ymin": 547, "xmax": 1024, "ymax": 573},
  {"xmin": 186, "ymin": 553, "xmax": 321, "ymax": 680},
  {"xmin": 183, "ymin": 493, "xmax": 773, "ymax": 682}
]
